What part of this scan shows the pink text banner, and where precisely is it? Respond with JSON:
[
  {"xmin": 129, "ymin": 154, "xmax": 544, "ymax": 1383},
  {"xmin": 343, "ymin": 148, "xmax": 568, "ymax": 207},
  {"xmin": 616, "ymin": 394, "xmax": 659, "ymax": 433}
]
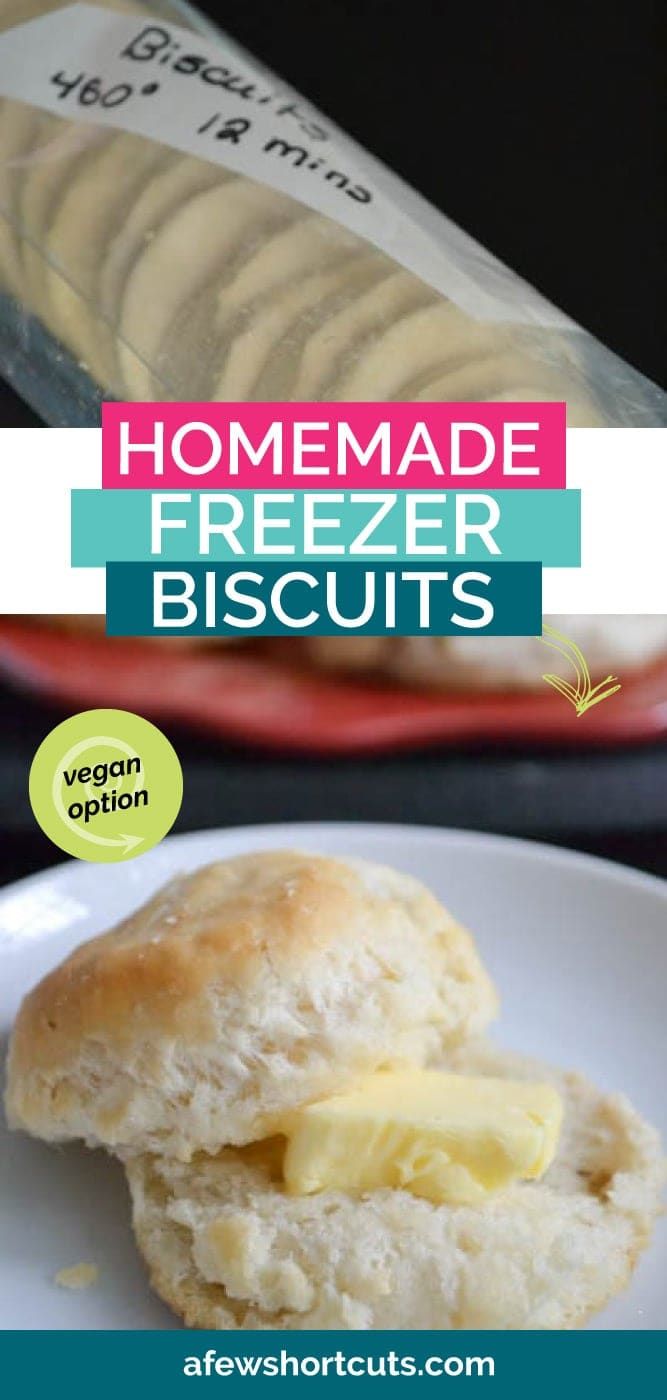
[{"xmin": 102, "ymin": 402, "xmax": 566, "ymax": 491}]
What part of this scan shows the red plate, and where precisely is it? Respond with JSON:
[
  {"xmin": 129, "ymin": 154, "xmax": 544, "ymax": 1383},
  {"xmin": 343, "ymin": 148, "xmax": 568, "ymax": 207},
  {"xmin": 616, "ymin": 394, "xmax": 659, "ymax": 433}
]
[{"xmin": 1, "ymin": 622, "xmax": 666, "ymax": 754}]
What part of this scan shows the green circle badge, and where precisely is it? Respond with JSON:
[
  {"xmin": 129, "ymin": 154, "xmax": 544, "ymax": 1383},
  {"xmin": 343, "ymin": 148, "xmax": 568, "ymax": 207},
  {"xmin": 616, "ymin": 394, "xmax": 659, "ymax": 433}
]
[{"xmin": 29, "ymin": 709, "xmax": 183, "ymax": 862}]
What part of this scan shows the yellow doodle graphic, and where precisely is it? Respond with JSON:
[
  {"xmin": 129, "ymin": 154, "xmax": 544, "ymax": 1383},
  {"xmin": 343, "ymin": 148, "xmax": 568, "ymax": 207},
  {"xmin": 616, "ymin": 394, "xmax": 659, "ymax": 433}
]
[{"xmin": 540, "ymin": 624, "xmax": 622, "ymax": 717}]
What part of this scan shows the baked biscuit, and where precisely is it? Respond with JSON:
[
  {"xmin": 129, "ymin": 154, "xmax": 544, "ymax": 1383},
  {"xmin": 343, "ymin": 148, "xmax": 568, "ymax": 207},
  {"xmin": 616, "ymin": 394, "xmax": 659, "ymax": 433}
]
[
  {"xmin": 125, "ymin": 1040, "xmax": 666, "ymax": 1330},
  {"xmin": 5, "ymin": 851, "xmax": 498, "ymax": 1159},
  {"xmin": 305, "ymin": 616, "xmax": 667, "ymax": 690}
]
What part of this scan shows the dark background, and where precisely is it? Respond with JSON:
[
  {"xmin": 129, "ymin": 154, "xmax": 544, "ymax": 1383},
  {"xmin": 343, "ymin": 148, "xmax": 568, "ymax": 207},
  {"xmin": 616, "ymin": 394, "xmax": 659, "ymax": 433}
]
[
  {"xmin": 0, "ymin": 0, "xmax": 665, "ymax": 883},
  {"xmin": 1, "ymin": 676, "xmax": 666, "ymax": 885},
  {"xmin": 202, "ymin": 0, "xmax": 666, "ymax": 389}
]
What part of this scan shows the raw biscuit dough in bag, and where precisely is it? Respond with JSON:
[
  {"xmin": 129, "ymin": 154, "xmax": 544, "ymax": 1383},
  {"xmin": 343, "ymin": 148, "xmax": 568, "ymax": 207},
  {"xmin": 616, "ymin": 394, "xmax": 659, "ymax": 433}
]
[{"xmin": 0, "ymin": 0, "xmax": 664, "ymax": 421}]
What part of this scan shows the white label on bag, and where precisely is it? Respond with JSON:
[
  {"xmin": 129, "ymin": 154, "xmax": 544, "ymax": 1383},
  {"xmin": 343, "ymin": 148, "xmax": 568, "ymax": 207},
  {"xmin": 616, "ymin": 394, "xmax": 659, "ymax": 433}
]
[{"xmin": 0, "ymin": 4, "xmax": 573, "ymax": 328}]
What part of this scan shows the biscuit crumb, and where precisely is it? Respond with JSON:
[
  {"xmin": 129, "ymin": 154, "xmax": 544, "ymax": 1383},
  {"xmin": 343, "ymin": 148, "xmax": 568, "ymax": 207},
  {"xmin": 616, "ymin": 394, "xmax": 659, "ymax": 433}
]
[{"xmin": 54, "ymin": 1262, "xmax": 98, "ymax": 1291}]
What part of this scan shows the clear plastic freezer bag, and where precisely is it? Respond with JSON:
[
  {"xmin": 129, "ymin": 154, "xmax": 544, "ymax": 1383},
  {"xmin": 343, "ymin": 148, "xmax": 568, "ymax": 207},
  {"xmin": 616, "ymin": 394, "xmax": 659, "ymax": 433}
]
[{"xmin": 0, "ymin": 0, "xmax": 665, "ymax": 425}]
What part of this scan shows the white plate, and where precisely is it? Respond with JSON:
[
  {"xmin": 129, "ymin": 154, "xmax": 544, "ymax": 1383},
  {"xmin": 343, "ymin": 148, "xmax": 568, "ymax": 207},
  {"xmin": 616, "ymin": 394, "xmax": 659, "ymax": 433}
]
[{"xmin": 1, "ymin": 823, "xmax": 665, "ymax": 1331}]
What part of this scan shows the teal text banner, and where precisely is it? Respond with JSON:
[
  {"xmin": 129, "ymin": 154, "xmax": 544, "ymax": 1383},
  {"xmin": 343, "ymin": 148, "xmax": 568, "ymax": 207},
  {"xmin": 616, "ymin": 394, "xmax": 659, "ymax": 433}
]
[
  {"xmin": 105, "ymin": 561, "xmax": 542, "ymax": 636},
  {"xmin": 0, "ymin": 1330, "xmax": 664, "ymax": 1400},
  {"xmin": 72, "ymin": 489, "xmax": 580, "ymax": 566}
]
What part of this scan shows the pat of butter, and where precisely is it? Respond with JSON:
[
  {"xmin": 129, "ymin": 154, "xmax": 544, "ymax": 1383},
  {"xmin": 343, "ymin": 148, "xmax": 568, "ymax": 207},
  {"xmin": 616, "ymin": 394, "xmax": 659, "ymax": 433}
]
[{"xmin": 281, "ymin": 1072, "xmax": 563, "ymax": 1205}]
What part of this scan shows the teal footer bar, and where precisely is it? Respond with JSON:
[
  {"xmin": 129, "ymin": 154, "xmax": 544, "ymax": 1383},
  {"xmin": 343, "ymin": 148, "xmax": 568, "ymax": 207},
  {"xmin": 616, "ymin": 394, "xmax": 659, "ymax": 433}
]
[{"xmin": 0, "ymin": 1330, "xmax": 664, "ymax": 1398}]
